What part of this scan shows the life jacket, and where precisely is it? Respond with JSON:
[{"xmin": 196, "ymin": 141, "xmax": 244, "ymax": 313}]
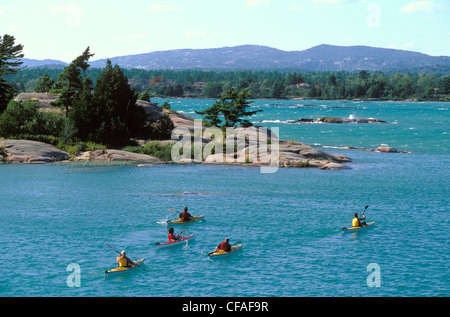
[
  {"xmin": 168, "ymin": 233, "xmax": 178, "ymax": 241},
  {"xmin": 181, "ymin": 212, "xmax": 191, "ymax": 221},
  {"xmin": 352, "ymin": 217, "xmax": 360, "ymax": 227},
  {"xmin": 219, "ymin": 241, "xmax": 231, "ymax": 252},
  {"xmin": 117, "ymin": 256, "xmax": 129, "ymax": 267}
]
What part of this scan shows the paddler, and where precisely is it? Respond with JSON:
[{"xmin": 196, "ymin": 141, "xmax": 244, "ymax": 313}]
[
  {"xmin": 352, "ymin": 212, "xmax": 367, "ymax": 227},
  {"xmin": 168, "ymin": 227, "xmax": 184, "ymax": 241},
  {"xmin": 178, "ymin": 206, "xmax": 192, "ymax": 222},
  {"xmin": 214, "ymin": 238, "xmax": 231, "ymax": 252},
  {"xmin": 116, "ymin": 251, "xmax": 134, "ymax": 268}
]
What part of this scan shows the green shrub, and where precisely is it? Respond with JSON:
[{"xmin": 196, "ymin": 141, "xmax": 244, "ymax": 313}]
[{"xmin": 123, "ymin": 141, "xmax": 174, "ymax": 161}]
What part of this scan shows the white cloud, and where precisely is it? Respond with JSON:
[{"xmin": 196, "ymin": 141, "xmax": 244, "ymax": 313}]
[
  {"xmin": 247, "ymin": 0, "xmax": 271, "ymax": 7},
  {"xmin": 185, "ymin": 30, "xmax": 207, "ymax": 39},
  {"xmin": 146, "ymin": 4, "xmax": 185, "ymax": 12},
  {"xmin": 400, "ymin": 1, "xmax": 435, "ymax": 14},
  {"xmin": 0, "ymin": 6, "xmax": 11, "ymax": 15}
]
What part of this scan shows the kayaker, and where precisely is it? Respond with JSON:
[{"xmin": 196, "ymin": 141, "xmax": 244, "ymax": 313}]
[
  {"xmin": 116, "ymin": 251, "xmax": 134, "ymax": 268},
  {"xmin": 178, "ymin": 207, "xmax": 192, "ymax": 222},
  {"xmin": 352, "ymin": 212, "xmax": 367, "ymax": 227},
  {"xmin": 168, "ymin": 227, "xmax": 184, "ymax": 241},
  {"xmin": 215, "ymin": 238, "xmax": 231, "ymax": 252}
]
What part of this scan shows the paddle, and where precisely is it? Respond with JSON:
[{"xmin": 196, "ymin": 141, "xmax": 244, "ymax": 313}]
[
  {"xmin": 362, "ymin": 205, "xmax": 369, "ymax": 216},
  {"xmin": 168, "ymin": 208, "xmax": 181, "ymax": 214},
  {"xmin": 361, "ymin": 205, "xmax": 369, "ymax": 225},
  {"xmin": 105, "ymin": 243, "xmax": 147, "ymax": 271},
  {"xmin": 168, "ymin": 208, "xmax": 196, "ymax": 222}
]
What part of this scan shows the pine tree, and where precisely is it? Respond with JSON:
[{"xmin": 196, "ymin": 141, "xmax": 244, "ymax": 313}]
[
  {"xmin": 90, "ymin": 60, "xmax": 141, "ymax": 145},
  {"xmin": 0, "ymin": 34, "xmax": 24, "ymax": 113},
  {"xmin": 34, "ymin": 74, "xmax": 55, "ymax": 93},
  {"xmin": 196, "ymin": 88, "xmax": 261, "ymax": 128},
  {"xmin": 51, "ymin": 47, "xmax": 94, "ymax": 114}
]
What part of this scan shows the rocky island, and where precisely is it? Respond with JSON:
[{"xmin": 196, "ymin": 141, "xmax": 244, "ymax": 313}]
[{"xmin": 0, "ymin": 93, "xmax": 352, "ymax": 169}]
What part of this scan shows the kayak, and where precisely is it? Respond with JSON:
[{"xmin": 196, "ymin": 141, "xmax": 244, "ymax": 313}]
[
  {"xmin": 155, "ymin": 234, "xmax": 195, "ymax": 249},
  {"xmin": 209, "ymin": 243, "xmax": 243, "ymax": 259},
  {"xmin": 167, "ymin": 215, "xmax": 205, "ymax": 224},
  {"xmin": 342, "ymin": 221, "xmax": 375, "ymax": 233},
  {"xmin": 105, "ymin": 259, "xmax": 145, "ymax": 277}
]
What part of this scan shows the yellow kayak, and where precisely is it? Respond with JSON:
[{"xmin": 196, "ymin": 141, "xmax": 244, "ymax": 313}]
[
  {"xmin": 209, "ymin": 243, "xmax": 243, "ymax": 259},
  {"xmin": 105, "ymin": 259, "xmax": 145, "ymax": 277},
  {"xmin": 167, "ymin": 215, "xmax": 205, "ymax": 224},
  {"xmin": 342, "ymin": 221, "xmax": 375, "ymax": 233}
]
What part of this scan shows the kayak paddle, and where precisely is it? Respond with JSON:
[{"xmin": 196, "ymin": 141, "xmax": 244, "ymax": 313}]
[
  {"xmin": 168, "ymin": 208, "xmax": 181, "ymax": 214},
  {"xmin": 362, "ymin": 205, "xmax": 369, "ymax": 216}
]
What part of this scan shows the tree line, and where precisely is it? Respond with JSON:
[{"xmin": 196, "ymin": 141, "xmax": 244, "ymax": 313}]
[{"xmin": 5, "ymin": 64, "xmax": 450, "ymax": 101}]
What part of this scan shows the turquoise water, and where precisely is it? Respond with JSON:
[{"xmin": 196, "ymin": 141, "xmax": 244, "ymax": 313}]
[{"xmin": 1, "ymin": 99, "xmax": 449, "ymax": 297}]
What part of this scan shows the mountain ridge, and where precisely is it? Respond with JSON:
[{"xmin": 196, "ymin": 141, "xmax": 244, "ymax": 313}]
[{"xmin": 21, "ymin": 44, "xmax": 450, "ymax": 73}]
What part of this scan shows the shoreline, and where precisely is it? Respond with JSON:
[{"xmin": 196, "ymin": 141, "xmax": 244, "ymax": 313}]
[
  {"xmin": 0, "ymin": 137, "xmax": 352, "ymax": 170},
  {"xmin": 150, "ymin": 95, "xmax": 450, "ymax": 103}
]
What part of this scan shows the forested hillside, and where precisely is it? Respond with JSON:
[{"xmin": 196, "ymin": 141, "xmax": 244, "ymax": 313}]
[{"xmin": 7, "ymin": 67, "xmax": 450, "ymax": 101}]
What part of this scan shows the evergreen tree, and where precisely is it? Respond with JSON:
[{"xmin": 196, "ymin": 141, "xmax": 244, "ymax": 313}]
[
  {"xmin": 34, "ymin": 74, "xmax": 55, "ymax": 93},
  {"xmin": 196, "ymin": 88, "xmax": 261, "ymax": 128},
  {"xmin": 51, "ymin": 47, "xmax": 94, "ymax": 114},
  {"xmin": 90, "ymin": 60, "xmax": 142, "ymax": 145},
  {"xmin": 0, "ymin": 34, "xmax": 24, "ymax": 113},
  {"xmin": 202, "ymin": 82, "xmax": 223, "ymax": 98},
  {"xmin": 271, "ymin": 81, "xmax": 285, "ymax": 99}
]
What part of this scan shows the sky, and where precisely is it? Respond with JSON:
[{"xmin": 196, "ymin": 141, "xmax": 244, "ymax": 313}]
[{"xmin": 1, "ymin": 0, "xmax": 449, "ymax": 63}]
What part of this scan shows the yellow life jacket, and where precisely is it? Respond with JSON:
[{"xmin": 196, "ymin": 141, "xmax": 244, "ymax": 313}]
[
  {"xmin": 118, "ymin": 256, "xmax": 128, "ymax": 267},
  {"xmin": 352, "ymin": 217, "xmax": 360, "ymax": 227}
]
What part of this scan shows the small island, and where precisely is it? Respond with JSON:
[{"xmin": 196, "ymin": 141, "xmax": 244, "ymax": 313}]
[{"xmin": 0, "ymin": 91, "xmax": 351, "ymax": 170}]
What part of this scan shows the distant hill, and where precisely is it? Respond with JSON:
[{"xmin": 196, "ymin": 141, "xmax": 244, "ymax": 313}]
[
  {"xmin": 22, "ymin": 44, "xmax": 450, "ymax": 73},
  {"xmin": 21, "ymin": 58, "xmax": 68, "ymax": 69}
]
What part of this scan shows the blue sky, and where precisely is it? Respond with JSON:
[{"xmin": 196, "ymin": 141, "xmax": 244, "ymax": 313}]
[{"xmin": 1, "ymin": 0, "xmax": 449, "ymax": 62}]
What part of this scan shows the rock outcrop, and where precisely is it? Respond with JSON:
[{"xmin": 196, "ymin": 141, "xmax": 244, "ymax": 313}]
[
  {"xmin": 293, "ymin": 117, "xmax": 388, "ymax": 124},
  {"xmin": 74, "ymin": 149, "xmax": 159, "ymax": 163},
  {"xmin": 200, "ymin": 126, "xmax": 351, "ymax": 169},
  {"xmin": 0, "ymin": 139, "xmax": 69, "ymax": 163},
  {"xmin": 14, "ymin": 93, "xmax": 61, "ymax": 113},
  {"xmin": 375, "ymin": 146, "xmax": 400, "ymax": 153}
]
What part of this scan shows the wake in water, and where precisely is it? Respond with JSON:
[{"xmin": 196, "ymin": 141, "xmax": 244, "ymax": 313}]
[{"xmin": 157, "ymin": 218, "xmax": 169, "ymax": 225}]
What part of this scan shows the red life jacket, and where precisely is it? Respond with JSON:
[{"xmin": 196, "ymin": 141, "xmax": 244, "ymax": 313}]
[
  {"xmin": 219, "ymin": 241, "xmax": 231, "ymax": 251},
  {"xmin": 181, "ymin": 212, "xmax": 191, "ymax": 221},
  {"xmin": 168, "ymin": 233, "xmax": 178, "ymax": 241}
]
